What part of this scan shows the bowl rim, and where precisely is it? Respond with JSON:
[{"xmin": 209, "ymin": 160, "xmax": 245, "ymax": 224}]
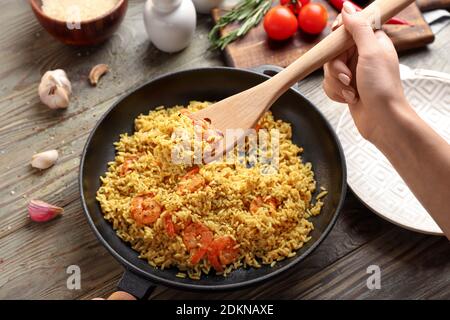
[
  {"xmin": 79, "ymin": 66, "xmax": 348, "ymax": 291},
  {"xmin": 29, "ymin": 0, "xmax": 126, "ymax": 25}
]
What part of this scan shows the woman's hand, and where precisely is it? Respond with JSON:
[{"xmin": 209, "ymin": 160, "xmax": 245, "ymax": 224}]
[
  {"xmin": 323, "ymin": 2, "xmax": 450, "ymax": 239},
  {"xmin": 323, "ymin": 1, "xmax": 409, "ymax": 142},
  {"xmin": 93, "ymin": 291, "xmax": 136, "ymax": 300}
]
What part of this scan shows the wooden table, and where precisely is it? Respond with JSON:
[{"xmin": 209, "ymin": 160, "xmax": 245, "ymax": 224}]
[{"xmin": 0, "ymin": 0, "xmax": 448, "ymax": 300}]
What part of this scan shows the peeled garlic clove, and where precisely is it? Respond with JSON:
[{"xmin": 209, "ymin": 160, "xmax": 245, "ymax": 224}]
[
  {"xmin": 28, "ymin": 200, "xmax": 63, "ymax": 222},
  {"xmin": 89, "ymin": 64, "xmax": 109, "ymax": 86},
  {"xmin": 31, "ymin": 149, "xmax": 59, "ymax": 169},
  {"xmin": 38, "ymin": 69, "xmax": 72, "ymax": 109}
]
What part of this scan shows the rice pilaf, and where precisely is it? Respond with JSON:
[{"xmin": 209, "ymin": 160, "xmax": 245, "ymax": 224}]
[{"xmin": 96, "ymin": 101, "xmax": 324, "ymax": 279}]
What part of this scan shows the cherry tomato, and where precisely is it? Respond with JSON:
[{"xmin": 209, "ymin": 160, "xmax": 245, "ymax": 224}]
[
  {"xmin": 263, "ymin": 5, "xmax": 298, "ymax": 41},
  {"xmin": 280, "ymin": 0, "xmax": 310, "ymax": 15},
  {"xmin": 298, "ymin": 3, "xmax": 328, "ymax": 35}
]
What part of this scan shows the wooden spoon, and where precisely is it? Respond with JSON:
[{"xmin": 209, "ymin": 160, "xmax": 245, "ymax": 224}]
[{"xmin": 191, "ymin": 0, "xmax": 414, "ymax": 153}]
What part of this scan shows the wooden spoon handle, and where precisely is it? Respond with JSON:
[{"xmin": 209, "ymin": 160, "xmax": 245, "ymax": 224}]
[{"xmin": 265, "ymin": 0, "xmax": 415, "ymax": 100}]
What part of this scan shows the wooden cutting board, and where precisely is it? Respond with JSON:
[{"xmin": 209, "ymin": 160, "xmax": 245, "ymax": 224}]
[
  {"xmin": 417, "ymin": 0, "xmax": 450, "ymax": 11},
  {"xmin": 212, "ymin": 1, "xmax": 435, "ymax": 68}
]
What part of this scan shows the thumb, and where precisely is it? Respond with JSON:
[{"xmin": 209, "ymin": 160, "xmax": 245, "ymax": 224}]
[{"xmin": 341, "ymin": 1, "xmax": 379, "ymax": 57}]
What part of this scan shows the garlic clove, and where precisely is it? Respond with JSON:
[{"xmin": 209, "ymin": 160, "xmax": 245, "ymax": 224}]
[
  {"xmin": 46, "ymin": 85, "xmax": 70, "ymax": 109},
  {"xmin": 28, "ymin": 200, "xmax": 63, "ymax": 222},
  {"xmin": 89, "ymin": 64, "xmax": 109, "ymax": 86},
  {"xmin": 47, "ymin": 70, "xmax": 72, "ymax": 94},
  {"xmin": 31, "ymin": 149, "xmax": 59, "ymax": 170},
  {"xmin": 38, "ymin": 69, "xmax": 72, "ymax": 109}
]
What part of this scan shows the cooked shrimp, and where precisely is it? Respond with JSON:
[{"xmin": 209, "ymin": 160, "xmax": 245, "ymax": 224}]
[
  {"xmin": 163, "ymin": 212, "xmax": 176, "ymax": 238},
  {"xmin": 120, "ymin": 156, "xmax": 137, "ymax": 176},
  {"xmin": 249, "ymin": 196, "xmax": 278, "ymax": 214},
  {"xmin": 130, "ymin": 194, "xmax": 162, "ymax": 225},
  {"xmin": 182, "ymin": 222, "xmax": 213, "ymax": 265},
  {"xmin": 177, "ymin": 167, "xmax": 206, "ymax": 194},
  {"xmin": 249, "ymin": 196, "xmax": 264, "ymax": 214},
  {"xmin": 207, "ymin": 236, "xmax": 239, "ymax": 272}
]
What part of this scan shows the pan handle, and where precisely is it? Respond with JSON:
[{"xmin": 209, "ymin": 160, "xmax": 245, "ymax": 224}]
[
  {"xmin": 117, "ymin": 269, "xmax": 157, "ymax": 300},
  {"xmin": 249, "ymin": 65, "xmax": 301, "ymax": 91}
]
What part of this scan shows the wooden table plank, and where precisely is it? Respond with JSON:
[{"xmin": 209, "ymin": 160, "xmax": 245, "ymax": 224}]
[
  {"xmin": 149, "ymin": 193, "xmax": 392, "ymax": 300},
  {"xmin": 0, "ymin": 0, "xmax": 448, "ymax": 300},
  {"xmin": 297, "ymin": 228, "xmax": 449, "ymax": 299},
  {"xmin": 0, "ymin": 0, "xmax": 222, "ymax": 300}
]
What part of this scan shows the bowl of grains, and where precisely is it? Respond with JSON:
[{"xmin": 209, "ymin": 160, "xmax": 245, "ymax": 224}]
[{"xmin": 29, "ymin": 0, "xmax": 128, "ymax": 46}]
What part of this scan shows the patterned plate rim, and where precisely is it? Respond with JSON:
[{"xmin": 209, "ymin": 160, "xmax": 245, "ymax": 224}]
[{"xmin": 335, "ymin": 67, "xmax": 449, "ymax": 236}]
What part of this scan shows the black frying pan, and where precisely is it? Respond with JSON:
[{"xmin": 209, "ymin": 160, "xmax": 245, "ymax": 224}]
[{"xmin": 79, "ymin": 66, "xmax": 347, "ymax": 299}]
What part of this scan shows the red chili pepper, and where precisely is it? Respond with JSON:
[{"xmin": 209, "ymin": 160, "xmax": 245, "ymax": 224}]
[{"xmin": 328, "ymin": 0, "xmax": 410, "ymax": 26}]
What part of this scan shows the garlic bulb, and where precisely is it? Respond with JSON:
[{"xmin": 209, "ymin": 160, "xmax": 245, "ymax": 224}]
[
  {"xmin": 31, "ymin": 149, "xmax": 59, "ymax": 170},
  {"xmin": 38, "ymin": 69, "xmax": 72, "ymax": 109},
  {"xmin": 28, "ymin": 200, "xmax": 63, "ymax": 222}
]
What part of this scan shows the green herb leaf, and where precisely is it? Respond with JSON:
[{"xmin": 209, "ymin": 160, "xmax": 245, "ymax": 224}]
[{"xmin": 208, "ymin": 0, "xmax": 273, "ymax": 50}]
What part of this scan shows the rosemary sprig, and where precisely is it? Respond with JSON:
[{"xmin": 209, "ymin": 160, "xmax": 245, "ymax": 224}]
[{"xmin": 208, "ymin": 0, "xmax": 273, "ymax": 50}]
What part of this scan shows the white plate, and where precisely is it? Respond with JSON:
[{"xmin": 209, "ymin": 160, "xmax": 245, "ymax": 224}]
[{"xmin": 334, "ymin": 67, "xmax": 450, "ymax": 235}]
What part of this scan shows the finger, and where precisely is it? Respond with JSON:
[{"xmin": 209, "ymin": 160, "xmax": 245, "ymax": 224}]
[
  {"xmin": 324, "ymin": 49, "xmax": 350, "ymax": 77},
  {"xmin": 342, "ymin": 88, "xmax": 358, "ymax": 105},
  {"xmin": 107, "ymin": 291, "xmax": 137, "ymax": 300},
  {"xmin": 322, "ymin": 79, "xmax": 345, "ymax": 103},
  {"xmin": 322, "ymin": 77, "xmax": 356, "ymax": 104},
  {"xmin": 374, "ymin": 30, "xmax": 397, "ymax": 55},
  {"xmin": 331, "ymin": 14, "xmax": 342, "ymax": 31},
  {"xmin": 325, "ymin": 57, "xmax": 353, "ymax": 85},
  {"xmin": 347, "ymin": 51, "xmax": 359, "ymax": 88},
  {"xmin": 324, "ymin": 74, "xmax": 356, "ymax": 97},
  {"xmin": 341, "ymin": 2, "xmax": 380, "ymax": 57}
]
